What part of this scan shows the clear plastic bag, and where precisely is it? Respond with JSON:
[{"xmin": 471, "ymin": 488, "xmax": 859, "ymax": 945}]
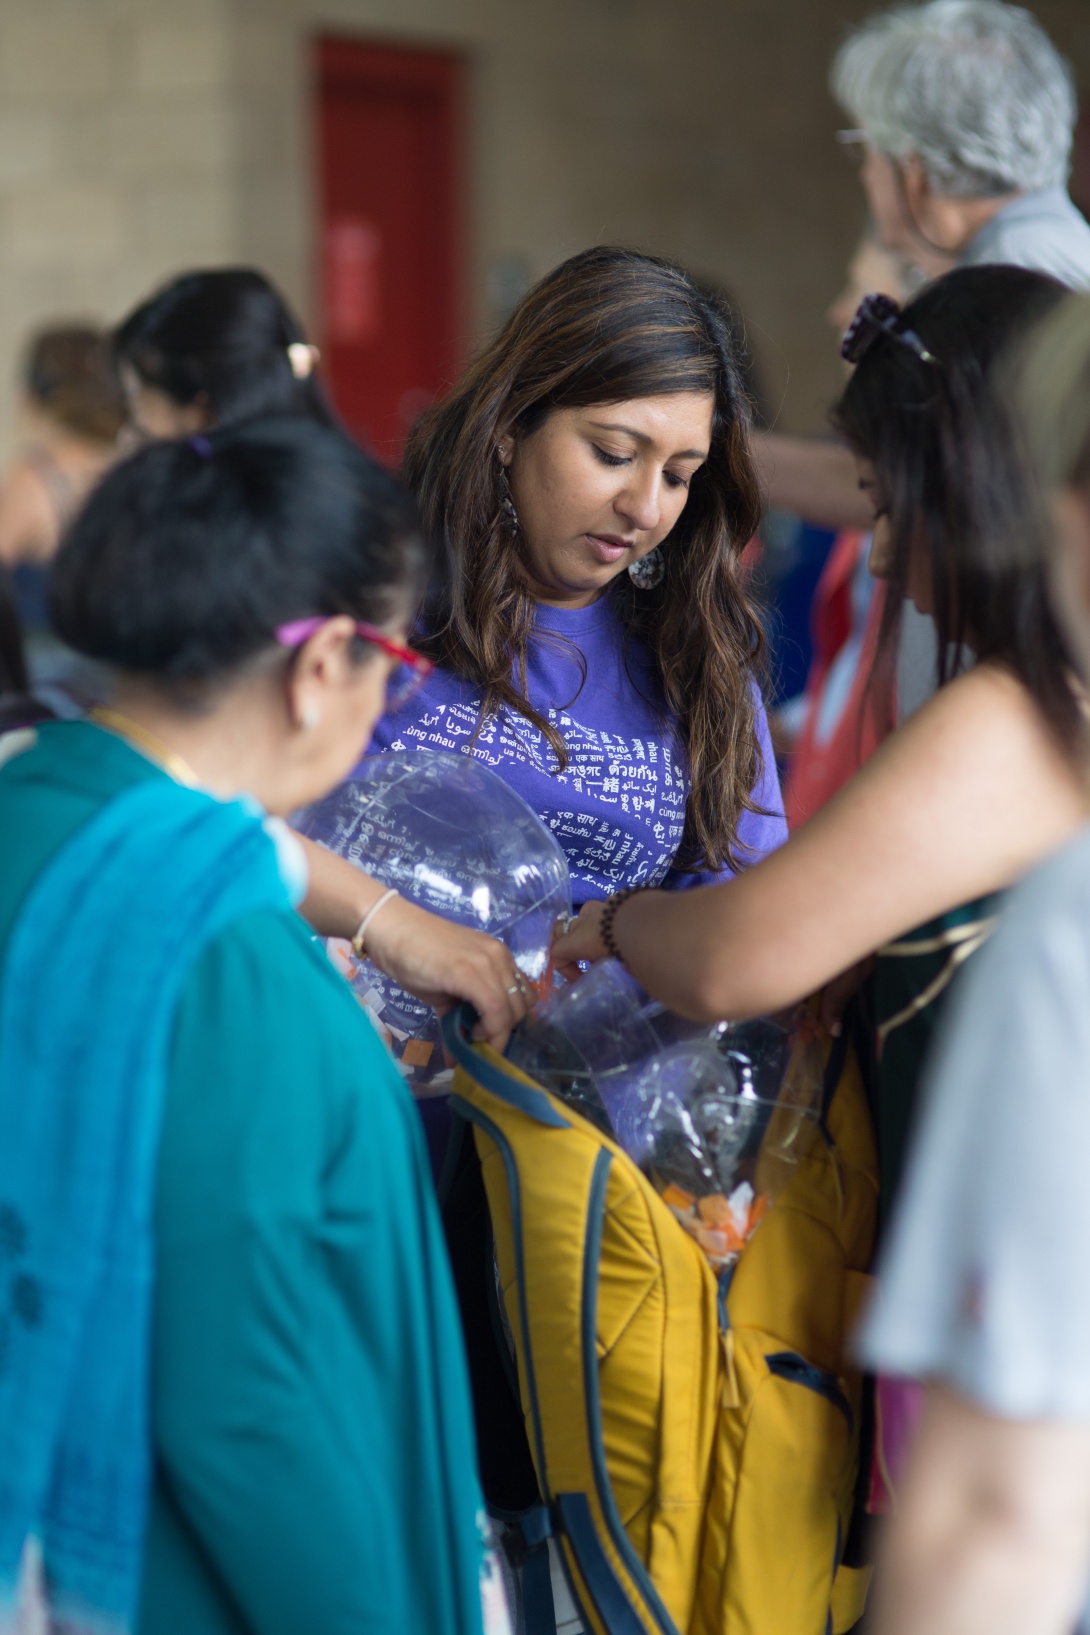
[
  {"xmin": 296, "ymin": 751, "xmax": 572, "ymax": 1091},
  {"xmin": 508, "ymin": 959, "xmax": 662, "ymax": 1134},
  {"xmin": 509, "ymin": 962, "xmax": 823, "ymax": 1267}
]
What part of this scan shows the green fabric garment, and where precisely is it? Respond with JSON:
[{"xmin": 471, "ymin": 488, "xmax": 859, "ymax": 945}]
[
  {"xmin": 0, "ymin": 722, "xmax": 487, "ymax": 1635},
  {"xmin": 873, "ymin": 893, "xmax": 1003, "ymax": 1234}
]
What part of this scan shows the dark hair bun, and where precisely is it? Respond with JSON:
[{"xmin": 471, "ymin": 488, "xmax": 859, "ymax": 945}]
[
  {"xmin": 114, "ymin": 268, "xmax": 336, "ymax": 429},
  {"xmin": 50, "ymin": 417, "xmax": 422, "ymax": 683}
]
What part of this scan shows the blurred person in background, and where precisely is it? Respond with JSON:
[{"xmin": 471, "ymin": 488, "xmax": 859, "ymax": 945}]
[
  {"xmin": 777, "ymin": 227, "xmax": 918, "ymax": 826},
  {"xmin": 110, "ymin": 264, "xmax": 531, "ymax": 1058},
  {"xmin": 754, "ymin": 0, "xmax": 1090, "ymax": 730},
  {"xmin": 0, "ymin": 324, "xmax": 125, "ymax": 627},
  {"xmin": 857, "ymin": 293, "xmax": 1090, "ymax": 1635},
  {"xmin": 0, "ymin": 419, "xmax": 501, "ymax": 1635},
  {"xmin": 836, "ymin": 0, "xmax": 1090, "ymax": 285},
  {"xmin": 115, "ymin": 267, "xmax": 337, "ymax": 436},
  {"xmin": 753, "ymin": 0, "xmax": 1090, "ymax": 540}
]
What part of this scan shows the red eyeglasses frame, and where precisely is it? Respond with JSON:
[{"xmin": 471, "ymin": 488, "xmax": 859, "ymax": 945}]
[{"xmin": 274, "ymin": 617, "xmax": 434, "ymax": 709}]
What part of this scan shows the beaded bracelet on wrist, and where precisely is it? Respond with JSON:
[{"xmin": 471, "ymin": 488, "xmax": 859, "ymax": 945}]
[{"xmin": 600, "ymin": 887, "xmax": 640, "ymax": 965}]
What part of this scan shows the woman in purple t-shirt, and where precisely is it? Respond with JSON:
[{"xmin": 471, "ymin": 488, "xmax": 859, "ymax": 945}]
[{"xmin": 369, "ymin": 247, "xmax": 786, "ymax": 906}]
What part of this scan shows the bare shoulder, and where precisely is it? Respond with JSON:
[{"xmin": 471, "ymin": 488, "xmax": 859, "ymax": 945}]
[
  {"xmin": 932, "ymin": 660, "xmax": 1049, "ymax": 720},
  {"xmin": 901, "ymin": 662, "xmax": 1076, "ymax": 773},
  {"xmin": 879, "ymin": 662, "xmax": 1088, "ymax": 847}
]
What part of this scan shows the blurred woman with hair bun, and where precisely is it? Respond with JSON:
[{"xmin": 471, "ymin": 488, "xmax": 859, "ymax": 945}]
[
  {"xmin": 110, "ymin": 265, "xmax": 532, "ymax": 1054},
  {"xmin": 114, "ymin": 267, "xmax": 336, "ymax": 438}
]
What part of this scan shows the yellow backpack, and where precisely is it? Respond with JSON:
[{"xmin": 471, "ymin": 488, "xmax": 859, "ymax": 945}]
[{"xmin": 441, "ymin": 1004, "xmax": 879, "ymax": 1635}]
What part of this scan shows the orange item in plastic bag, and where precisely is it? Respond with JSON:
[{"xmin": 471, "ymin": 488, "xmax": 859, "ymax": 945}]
[
  {"xmin": 748, "ymin": 1193, "xmax": 771, "ymax": 1231},
  {"xmin": 661, "ymin": 1183, "xmax": 696, "ymax": 1211},
  {"xmin": 402, "ymin": 1038, "xmax": 434, "ymax": 1068},
  {"xmin": 696, "ymin": 1194, "xmax": 732, "ymax": 1227}
]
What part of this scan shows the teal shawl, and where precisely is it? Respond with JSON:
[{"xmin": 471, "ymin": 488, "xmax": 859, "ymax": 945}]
[{"xmin": 0, "ymin": 778, "xmax": 298, "ymax": 1633}]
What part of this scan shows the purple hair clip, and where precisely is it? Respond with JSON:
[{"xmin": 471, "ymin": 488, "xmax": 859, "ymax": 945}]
[{"xmin": 189, "ymin": 434, "xmax": 214, "ymax": 458}]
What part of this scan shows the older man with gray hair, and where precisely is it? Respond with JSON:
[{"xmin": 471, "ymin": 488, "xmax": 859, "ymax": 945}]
[
  {"xmin": 755, "ymin": 0, "xmax": 1090, "ymax": 715},
  {"xmin": 834, "ymin": 0, "xmax": 1090, "ymax": 287}
]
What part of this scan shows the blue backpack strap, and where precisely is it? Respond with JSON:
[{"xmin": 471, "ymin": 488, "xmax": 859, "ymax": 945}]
[
  {"xmin": 519, "ymin": 1506, "xmax": 557, "ymax": 1635},
  {"xmin": 446, "ymin": 1006, "xmax": 670, "ymax": 1632},
  {"xmin": 441, "ymin": 1004, "xmax": 571, "ymax": 1129},
  {"xmin": 554, "ymin": 1493, "xmax": 659, "ymax": 1635}
]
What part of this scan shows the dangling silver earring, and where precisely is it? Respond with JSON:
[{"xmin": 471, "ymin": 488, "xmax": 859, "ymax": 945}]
[
  {"xmin": 628, "ymin": 547, "xmax": 665, "ymax": 589},
  {"xmin": 497, "ymin": 449, "xmax": 520, "ymax": 533}
]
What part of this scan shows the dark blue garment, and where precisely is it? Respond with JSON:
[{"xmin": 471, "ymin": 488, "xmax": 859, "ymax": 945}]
[
  {"xmin": 761, "ymin": 522, "xmax": 838, "ymax": 707},
  {"xmin": 11, "ymin": 564, "xmax": 49, "ymax": 633}
]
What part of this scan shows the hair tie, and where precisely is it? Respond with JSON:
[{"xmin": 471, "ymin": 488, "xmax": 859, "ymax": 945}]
[
  {"xmin": 287, "ymin": 342, "xmax": 320, "ymax": 381},
  {"xmin": 189, "ymin": 434, "xmax": 213, "ymax": 458}
]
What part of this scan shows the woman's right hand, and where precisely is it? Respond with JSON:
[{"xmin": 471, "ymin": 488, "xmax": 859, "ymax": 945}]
[
  {"xmin": 363, "ymin": 895, "xmax": 532, "ymax": 1050},
  {"xmin": 296, "ymin": 832, "xmax": 531, "ymax": 1050}
]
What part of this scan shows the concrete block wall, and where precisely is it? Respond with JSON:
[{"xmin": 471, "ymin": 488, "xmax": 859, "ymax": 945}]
[
  {"xmin": 0, "ymin": 0, "xmax": 1084, "ymax": 459},
  {"xmin": 0, "ymin": 0, "xmax": 239, "ymax": 451}
]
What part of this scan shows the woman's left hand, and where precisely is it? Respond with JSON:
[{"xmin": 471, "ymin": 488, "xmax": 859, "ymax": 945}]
[{"xmin": 552, "ymin": 901, "xmax": 609, "ymax": 978}]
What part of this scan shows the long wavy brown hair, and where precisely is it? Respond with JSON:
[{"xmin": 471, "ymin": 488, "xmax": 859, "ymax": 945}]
[{"xmin": 404, "ymin": 246, "xmax": 765, "ymax": 871}]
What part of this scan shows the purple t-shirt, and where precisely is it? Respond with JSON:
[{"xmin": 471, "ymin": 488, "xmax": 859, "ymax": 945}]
[{"xmin": 367, "ymin": 595, "xmax": 786, "ymax": 905}]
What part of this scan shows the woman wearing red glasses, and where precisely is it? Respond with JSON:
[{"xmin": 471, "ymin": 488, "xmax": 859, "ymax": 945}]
[{"xmin": 0, "ymin": 419, "xmax": 506, "ymax": 1635}]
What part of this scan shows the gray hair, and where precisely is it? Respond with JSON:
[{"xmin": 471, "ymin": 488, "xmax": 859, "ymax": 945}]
[{"xmin": 831, "ymin": 0, "xmax": 1076, "ymax": 198}]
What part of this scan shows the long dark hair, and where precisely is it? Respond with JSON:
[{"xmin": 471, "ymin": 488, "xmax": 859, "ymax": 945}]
[
  {"xmin": 833, "ymin": 264, "xmax": 1082, "ymax": 749},
  {"xmin": 405, "ymin": 246, "xmax": 765, "ymax": 872},
  {"xmin": 114, "ymin": 269, "xmax": 338, "ymax": 430}
]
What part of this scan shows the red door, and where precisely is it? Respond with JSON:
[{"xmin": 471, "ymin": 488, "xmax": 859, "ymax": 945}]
[{"xmin": 315, "ymin": 38, "xmax": 467, "ymax": 464}]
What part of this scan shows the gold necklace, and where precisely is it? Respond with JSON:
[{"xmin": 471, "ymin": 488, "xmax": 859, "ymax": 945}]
[{"xmin": 88, "ymin": 706, "xmax": 200, "ymax": 788}]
